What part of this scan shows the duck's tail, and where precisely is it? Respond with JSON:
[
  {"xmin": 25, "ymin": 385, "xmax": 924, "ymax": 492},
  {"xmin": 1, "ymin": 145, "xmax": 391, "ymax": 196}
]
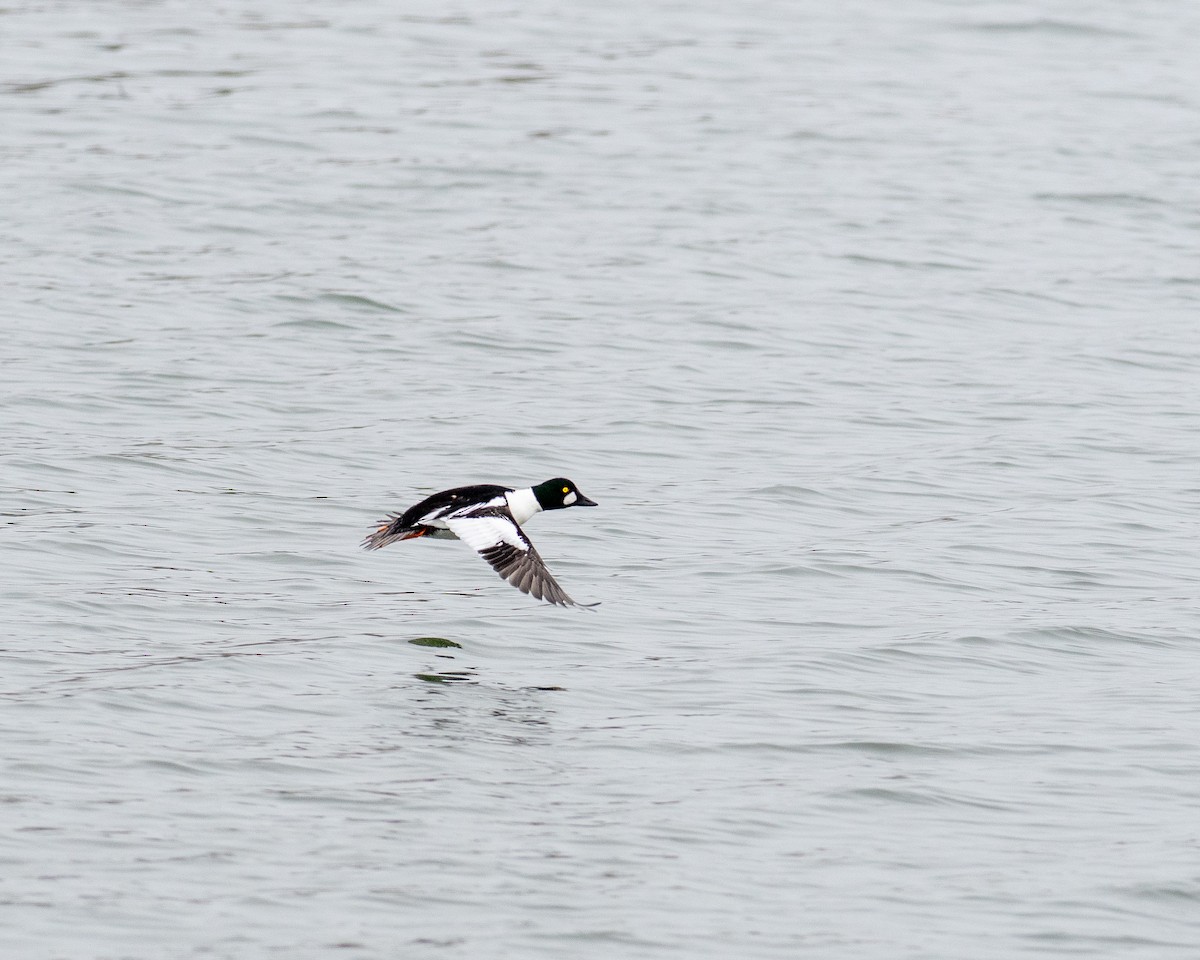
[{"xmin": 361, "ymin": 516, "xmax": 429, "ymax": 551}]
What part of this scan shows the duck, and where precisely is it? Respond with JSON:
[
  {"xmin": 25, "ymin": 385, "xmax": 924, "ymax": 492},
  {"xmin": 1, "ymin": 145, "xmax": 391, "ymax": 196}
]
[{"xmin": 362, "ymin": 478, "xmax": 598, "ymax": 607}]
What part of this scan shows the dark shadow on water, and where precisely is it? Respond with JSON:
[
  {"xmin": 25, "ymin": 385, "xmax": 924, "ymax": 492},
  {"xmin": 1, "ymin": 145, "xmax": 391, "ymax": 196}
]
[
  {"xmin": 415, "ymin": 670, "xmax": 476, "ymax": 684},
  {"xmin": 399, "ymin": 634, "xmax": 573, "ymax": 749},
  {"xmin": 403, "ymin": 635, "xmax": 567, "ymax": 692},
  {"xmin": 407, "ymin": 635, "xmax": 475, "ymax": 683}
]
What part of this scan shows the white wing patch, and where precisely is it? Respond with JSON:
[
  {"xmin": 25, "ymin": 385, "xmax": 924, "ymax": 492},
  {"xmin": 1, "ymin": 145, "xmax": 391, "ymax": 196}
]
[{"xmin": 442, "ymin": 514, "xmax": 529, "ymax": 553}]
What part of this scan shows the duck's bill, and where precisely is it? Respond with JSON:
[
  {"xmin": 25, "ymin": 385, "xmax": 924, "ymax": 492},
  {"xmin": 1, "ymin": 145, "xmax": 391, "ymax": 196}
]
[{"xmin": 574, "ymin": 494, "xmax": 598, "ymax": 507}]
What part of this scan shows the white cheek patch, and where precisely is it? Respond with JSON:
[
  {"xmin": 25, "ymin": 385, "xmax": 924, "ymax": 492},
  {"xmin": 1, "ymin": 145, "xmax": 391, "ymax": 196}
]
[{"xmin": 564, "ymin": 491, "xmax": 577, "ymax": 506}]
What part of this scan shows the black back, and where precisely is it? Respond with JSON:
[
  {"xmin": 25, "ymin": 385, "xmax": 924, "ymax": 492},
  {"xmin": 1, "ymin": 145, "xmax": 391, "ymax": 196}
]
[{"xmin": 398, "ymin": 484, "xmax": 511, "ymax": 528}]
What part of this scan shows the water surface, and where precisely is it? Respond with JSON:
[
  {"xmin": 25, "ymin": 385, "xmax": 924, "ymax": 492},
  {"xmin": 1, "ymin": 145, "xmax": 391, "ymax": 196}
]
[{"xmin": 4, "ymin": 1, "xmax": 1200, "ymax": 957}]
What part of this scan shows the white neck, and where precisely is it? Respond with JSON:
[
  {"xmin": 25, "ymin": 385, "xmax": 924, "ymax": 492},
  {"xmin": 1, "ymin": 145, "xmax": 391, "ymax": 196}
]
[{"xmin": 506, "ymin": 487, "xmax": 542, "ymax": 525}]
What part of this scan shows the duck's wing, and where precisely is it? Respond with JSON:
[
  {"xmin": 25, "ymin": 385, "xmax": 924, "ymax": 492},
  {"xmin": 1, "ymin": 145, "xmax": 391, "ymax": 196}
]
[
  {"xmin": 363, "ymin": 487, "xmax": 511, "ymax": 551},
  {"xmin": 441, "ymin": 508, "xmax": 594, "ymax": 608}
]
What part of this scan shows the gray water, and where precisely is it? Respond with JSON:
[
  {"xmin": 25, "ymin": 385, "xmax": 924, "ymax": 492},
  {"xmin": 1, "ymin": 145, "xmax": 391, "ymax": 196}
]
[{"xmin": 4, "ymin": 1, "xmax": 1200, "ymax": 957}]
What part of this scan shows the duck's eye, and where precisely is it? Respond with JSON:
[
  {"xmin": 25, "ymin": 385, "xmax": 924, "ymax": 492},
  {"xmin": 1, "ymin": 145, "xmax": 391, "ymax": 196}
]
[{"xmin": 562, "ymin": 486, "xmax": 569, "ymax": 493}]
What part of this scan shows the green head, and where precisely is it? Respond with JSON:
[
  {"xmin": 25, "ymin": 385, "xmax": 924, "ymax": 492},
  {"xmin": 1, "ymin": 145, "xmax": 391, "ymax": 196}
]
[{"xmin": 532, "ymin": 478, "xmax": 598, "ymax": 511}]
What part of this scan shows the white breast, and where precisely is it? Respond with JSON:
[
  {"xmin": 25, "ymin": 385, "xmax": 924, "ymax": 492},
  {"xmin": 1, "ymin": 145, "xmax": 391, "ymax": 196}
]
[{"xmin": 505, "ymin": 487, "xmax": 542, "ymax": 525}]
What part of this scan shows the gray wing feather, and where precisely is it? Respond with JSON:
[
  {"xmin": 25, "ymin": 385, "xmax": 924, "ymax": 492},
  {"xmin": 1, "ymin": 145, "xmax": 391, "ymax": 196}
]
[{"xmin": 477, "ymin": 539, "xmax": 579, "ymax": 607}]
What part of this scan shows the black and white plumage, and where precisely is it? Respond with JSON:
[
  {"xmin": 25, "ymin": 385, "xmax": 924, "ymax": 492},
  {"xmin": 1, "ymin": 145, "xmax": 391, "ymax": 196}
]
[{"xmin": 362, "ymin": 478, "xmax": 598, "ymax": 607}]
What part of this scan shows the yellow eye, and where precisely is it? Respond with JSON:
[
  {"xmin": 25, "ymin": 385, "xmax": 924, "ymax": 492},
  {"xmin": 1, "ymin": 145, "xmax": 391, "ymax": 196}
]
[{"xmin": 562, "ymin": 486, "xmax": 570, "ymax": 493}]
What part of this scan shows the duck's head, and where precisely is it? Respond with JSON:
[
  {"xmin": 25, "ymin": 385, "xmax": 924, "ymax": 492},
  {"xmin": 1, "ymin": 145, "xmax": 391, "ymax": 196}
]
[{"xmin": 533, "ymin": 477, "xmax": 598, "ymax": 511}]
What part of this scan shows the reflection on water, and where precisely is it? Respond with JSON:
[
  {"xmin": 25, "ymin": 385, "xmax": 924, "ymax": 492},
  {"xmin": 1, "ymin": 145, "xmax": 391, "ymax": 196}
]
[{"xmin": 409, "ymin": 637, "xmax": 464, "ymax": 649}]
